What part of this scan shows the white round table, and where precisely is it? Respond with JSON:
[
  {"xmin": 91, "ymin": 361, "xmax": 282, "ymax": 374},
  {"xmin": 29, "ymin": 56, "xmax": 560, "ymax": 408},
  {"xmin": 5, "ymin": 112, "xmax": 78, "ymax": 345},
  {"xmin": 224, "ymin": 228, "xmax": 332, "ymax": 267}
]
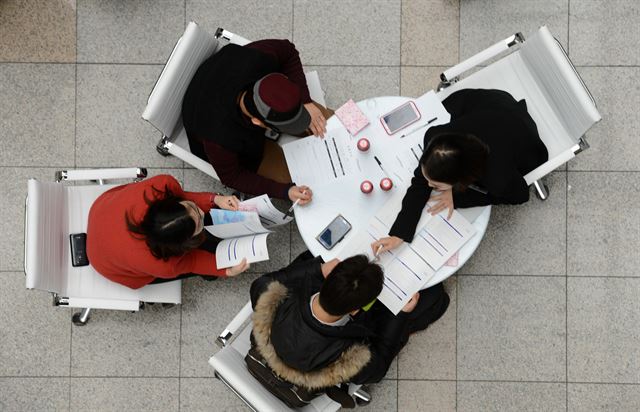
[{"xmin": 293, "ymin": 96, "xmax": 491, "ymax": 288}]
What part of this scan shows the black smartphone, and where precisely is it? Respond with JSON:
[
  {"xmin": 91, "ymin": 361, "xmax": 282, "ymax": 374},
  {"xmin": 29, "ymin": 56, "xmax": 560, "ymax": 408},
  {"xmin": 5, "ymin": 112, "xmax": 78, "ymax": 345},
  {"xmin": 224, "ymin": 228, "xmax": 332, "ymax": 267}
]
[
  {"xmin": 70, "ymin": 233, "xmax": 90, "ymax": 267},
  {"xmin": 316, "ymin": 215, "xmax": 352, "ymax": 250}
]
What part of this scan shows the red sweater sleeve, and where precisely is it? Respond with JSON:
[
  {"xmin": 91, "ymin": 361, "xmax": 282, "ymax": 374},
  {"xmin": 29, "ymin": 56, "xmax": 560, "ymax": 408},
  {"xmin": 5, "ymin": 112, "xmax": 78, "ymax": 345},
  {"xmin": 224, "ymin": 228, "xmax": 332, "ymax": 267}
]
[
  {"xmin": 203, "ymin": 140, "xmax": 293, "ymax": 199},
  {"xmin": 141, "ymin": 249, "xmax": 226, "ymax": 279},
  {"xmin": 246, "ymin": 39, "xmax": 311, "ymax": 103}
]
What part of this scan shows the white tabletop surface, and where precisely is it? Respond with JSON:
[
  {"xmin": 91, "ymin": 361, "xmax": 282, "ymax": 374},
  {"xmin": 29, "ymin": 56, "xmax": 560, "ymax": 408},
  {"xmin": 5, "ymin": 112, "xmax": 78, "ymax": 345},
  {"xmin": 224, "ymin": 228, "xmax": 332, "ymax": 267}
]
[{"xmin": 291, "ymin": 95, "xmax": 491, "ymax": 289}]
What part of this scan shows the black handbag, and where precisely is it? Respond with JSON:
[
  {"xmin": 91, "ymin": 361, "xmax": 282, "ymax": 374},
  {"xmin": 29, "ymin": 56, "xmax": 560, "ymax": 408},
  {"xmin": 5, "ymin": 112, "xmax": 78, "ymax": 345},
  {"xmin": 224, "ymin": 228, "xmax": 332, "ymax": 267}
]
[
  {"xmin": 245, "ymin": 346, "xmax": 322, "ymax": 408},
  {"xmin": 244, "ymin": 346, "xmax": 358, "ymax": 409}
]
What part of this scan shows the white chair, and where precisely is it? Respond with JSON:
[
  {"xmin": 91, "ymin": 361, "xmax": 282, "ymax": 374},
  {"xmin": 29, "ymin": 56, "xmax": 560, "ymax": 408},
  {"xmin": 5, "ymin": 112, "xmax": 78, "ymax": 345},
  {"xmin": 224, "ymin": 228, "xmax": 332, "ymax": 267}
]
[
  {"xmin": 24, "ymin": 168, "xmax": 182, "ymax": 326},
  {"xmin": 142, "ymin": 22, "xmax": 327, "ymax": 181},
  {"xmin": 209, "ymin": 301, "xmax": 371, "ymax": 411},
  {"xmin": 436, "ymin": 26, "xmax": 601, "ymax": 200}
]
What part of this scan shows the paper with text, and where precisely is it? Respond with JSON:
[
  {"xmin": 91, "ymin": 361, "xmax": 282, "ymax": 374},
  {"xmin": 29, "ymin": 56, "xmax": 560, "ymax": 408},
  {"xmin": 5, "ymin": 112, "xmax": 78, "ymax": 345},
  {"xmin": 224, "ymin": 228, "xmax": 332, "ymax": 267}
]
[
  {"xmin": 215, "ymin": 233, "xmax": 269, "ymax": 268},
  {"xmin": 238, "ymin": 194, "xmax": 292, "ymax": 227},
  {"xmin": 337, "ymin": 190, "xmax": 476, "ymax": 314},
  {"xmin": 282, "ymin": 127, "xmax": 362, "ymax": 187},
  {"xmin": 204, "ymin": 210, "xmax": 272, "ymax": 268}
]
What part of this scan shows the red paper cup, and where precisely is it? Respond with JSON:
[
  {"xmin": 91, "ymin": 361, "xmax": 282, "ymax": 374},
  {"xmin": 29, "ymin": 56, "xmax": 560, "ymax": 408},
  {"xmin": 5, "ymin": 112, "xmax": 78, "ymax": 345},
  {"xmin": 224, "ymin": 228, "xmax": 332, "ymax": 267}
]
[
  {"xmin": 357, "ymin": 138, "xmax": 370, "ymax": 152},
  {"xmin": 360, "ymin": 180, "xmax": 374, "ymax": 194},
  {"xmin": 380, "ymin": 178, "xmax": 393, "ymax": 191}
]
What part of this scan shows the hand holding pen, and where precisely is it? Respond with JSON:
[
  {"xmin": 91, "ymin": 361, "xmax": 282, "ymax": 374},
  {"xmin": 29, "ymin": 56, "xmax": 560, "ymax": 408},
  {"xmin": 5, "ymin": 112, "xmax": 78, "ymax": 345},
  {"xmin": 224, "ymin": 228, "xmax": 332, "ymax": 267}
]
[{"xmin": 285, "ymin": 186, "xmax": 312, "ymax": 218}]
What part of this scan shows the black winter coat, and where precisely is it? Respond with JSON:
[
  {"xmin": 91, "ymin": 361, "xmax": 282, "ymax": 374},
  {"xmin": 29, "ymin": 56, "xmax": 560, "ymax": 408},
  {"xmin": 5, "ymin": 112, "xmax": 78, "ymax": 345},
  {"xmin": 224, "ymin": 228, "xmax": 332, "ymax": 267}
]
[
  {"xmin": 389, "ymin": 88, "xmax": 548, "ymax": 242},
  {"xmin": 249, "ymin": 258, "xmax": 410, "ymax": 385}
]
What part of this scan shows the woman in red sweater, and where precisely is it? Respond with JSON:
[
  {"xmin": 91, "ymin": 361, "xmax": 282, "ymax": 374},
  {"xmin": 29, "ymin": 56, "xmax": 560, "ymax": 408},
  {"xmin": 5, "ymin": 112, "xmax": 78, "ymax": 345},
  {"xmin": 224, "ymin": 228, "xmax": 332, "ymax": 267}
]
[{"xmin": 87, "ymin": 174, "xmax": 249, "ymax": 289}]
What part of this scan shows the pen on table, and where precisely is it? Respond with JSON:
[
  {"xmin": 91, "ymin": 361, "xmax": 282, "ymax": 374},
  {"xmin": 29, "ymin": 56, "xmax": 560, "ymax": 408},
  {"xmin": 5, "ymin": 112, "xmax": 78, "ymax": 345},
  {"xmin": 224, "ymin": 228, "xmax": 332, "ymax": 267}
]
[
  {"xmin": 283, "ymin": 190, "xmax": 306, "ymax": 219},
  {"xmin": 374, "ymin": 156, "xmax": 390, "ymax": 177},
  {"xmin": 399, "ymin": 116, "xmax": 438, "ymax": 139}
]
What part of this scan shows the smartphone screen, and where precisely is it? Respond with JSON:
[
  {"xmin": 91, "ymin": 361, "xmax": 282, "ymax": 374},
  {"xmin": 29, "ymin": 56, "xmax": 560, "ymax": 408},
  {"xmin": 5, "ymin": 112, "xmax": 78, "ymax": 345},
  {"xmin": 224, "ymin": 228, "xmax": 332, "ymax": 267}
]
[
  {"xmin": 381, "ymin": 102, "xmax": 421, "ymax": 134},
  {"xmin": 316, "ymin": 215, "xmax": 352, "ymax": 250}
]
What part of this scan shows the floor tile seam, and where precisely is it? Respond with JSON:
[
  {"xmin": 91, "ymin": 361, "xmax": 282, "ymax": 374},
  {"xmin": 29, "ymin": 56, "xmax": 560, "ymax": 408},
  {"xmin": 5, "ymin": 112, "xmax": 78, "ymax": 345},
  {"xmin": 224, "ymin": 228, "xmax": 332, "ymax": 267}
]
[
  {"xmin": 5, "ymin": 270, "xmax": 637, "ymax": 279},
  {"xmin": 178, "ymin": 288, "xmax": 183, "ymax": 411},
  {"xmin": 456, "ymin": 1, "xmax": 461, "ymax": 407},
  {"xmin": 1, "ymin": 63, "xmax": 639, "ymax": 69},
  {"xmin": 65, "ymin": 375, "xmax": 183, "ymax": 379},
  {"xmin": 454, "ymin": 379, "xmax": 640, "ymax": 386},
  {"xmin": 565, "ymin": 164, "xmax": 569, "ymax": 410},
  {"xmin": 456, "ymin": 274, "xmax": 567, "ymax": 278},
  {"xmin": 3, "ymin": 376, "xmax": 636, "ymax": 385},
  {"xmin": 566, "ymin": 170, "xmax": 640, "ymax": 173},
  {"xmin": 457, "ymin": 274, "xmax": 640, "ymax": 279},
  {"xmin": 291, "ymin": 0, "xmax": 295, "ymax": 42}
]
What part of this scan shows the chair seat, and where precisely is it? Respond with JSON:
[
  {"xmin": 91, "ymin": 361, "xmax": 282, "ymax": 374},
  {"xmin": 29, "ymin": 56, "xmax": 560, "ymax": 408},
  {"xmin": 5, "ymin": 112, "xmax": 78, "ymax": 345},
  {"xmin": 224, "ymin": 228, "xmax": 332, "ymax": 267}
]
[{"xmin": 25, "ymin": 180, "xmax": 181, "ymax": 310}]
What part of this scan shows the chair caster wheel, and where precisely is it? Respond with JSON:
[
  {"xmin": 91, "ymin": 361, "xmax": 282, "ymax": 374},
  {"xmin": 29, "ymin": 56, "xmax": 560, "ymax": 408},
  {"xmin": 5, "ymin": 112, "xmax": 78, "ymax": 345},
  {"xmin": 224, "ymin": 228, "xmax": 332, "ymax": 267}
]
[
  {"xmin": 156, "ymin": 144, "xmax": 170, "ymax": 157},
  {"xmin": 72, "ymin": 312, "xmax": 89, "ymax": 326},
  {"xmin": 355, "ymin": 397, "xmax": 371, "ymax": 406}
]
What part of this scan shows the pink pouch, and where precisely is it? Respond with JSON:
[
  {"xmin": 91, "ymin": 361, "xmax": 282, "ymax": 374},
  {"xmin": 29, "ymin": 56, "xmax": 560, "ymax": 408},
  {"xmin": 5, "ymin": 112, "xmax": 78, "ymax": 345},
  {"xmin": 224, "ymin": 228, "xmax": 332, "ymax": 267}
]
[{"xmin": 335, "ymin": 99, "xmax": 370, "ymax": 135}]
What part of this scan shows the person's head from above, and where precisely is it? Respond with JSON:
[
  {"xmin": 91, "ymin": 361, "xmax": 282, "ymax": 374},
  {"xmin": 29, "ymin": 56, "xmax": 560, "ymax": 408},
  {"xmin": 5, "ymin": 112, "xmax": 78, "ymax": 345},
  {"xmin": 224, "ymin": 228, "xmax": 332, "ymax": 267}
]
[
  {"xmin": 126, "ymin": 185, "xmax": 206, "ymax": 260},
  {"xmin": 240, "ymin": 73, "xmax": 311, "ymax": 135},
  {"xmin": 319, "ymin": 255, "xmax": 384, "ymax": 317},
  {"xmin": 419, "ymin": 132, "xmax": 489, "ymax": 191}
]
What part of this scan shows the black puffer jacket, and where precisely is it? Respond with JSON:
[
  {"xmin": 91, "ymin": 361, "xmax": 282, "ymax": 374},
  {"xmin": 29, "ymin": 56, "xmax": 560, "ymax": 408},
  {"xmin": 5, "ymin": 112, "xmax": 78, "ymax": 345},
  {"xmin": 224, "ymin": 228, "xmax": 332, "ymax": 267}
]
[{"xmin": 249, "ymin": 258, "xmax": 411, "ymax": 385}]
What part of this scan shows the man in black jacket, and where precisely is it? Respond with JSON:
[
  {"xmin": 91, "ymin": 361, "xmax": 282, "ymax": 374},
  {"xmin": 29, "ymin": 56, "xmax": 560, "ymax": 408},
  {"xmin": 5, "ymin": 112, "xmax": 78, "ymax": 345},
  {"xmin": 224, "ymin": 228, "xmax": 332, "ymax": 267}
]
[{"xmin": 249, "ymin": 254, "xmax": 449, "ymax": 387}]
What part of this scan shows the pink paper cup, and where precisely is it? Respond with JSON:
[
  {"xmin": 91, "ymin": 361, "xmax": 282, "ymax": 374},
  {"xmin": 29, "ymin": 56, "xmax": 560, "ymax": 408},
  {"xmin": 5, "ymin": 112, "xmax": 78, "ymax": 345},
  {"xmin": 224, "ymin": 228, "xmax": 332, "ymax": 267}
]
[
  {"xmin": 357, "ymin": 138, "xmax": 370, "ymax": 152},
  {"xmin": 360, "ymin": 180, "xmax": 374, "ymax": 194},
  {"xmin": 380, "ymin": 178, "xmax": 393, "ymax": 191}
]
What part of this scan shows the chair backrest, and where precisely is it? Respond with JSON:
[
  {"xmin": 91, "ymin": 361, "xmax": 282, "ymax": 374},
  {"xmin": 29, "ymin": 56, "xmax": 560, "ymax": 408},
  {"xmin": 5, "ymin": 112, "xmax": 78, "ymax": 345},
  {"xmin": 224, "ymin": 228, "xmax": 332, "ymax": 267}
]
[
  {"xmin": 142, "ymin": 22, "xmax": 220, "ymax": 138},
  {"xmin": 210, "ymin": 325, "xmax": 341, "ymax": 412},
  {"xmin": 25, "ymin": 179, "xmax": 67, "ymax": 294},
  {"xmin": 520, "ymin": 26, "xmax": 601, "ymax": 141}
]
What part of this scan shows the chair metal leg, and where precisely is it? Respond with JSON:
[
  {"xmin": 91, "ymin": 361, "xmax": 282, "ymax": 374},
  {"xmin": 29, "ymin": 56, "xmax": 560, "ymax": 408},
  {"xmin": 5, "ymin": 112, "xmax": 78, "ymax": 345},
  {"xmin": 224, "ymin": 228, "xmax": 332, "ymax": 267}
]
[
  {"xmin": 353, "ymin": 387, "xmax": 371, "ymax": 406},
  {"xmin": 533, "ymin": 179, "xmax": 549, "ymax": 201},
  {"xmin": 156, "ymin": 136, "xmax": 170, "ymax": 156},
  {"xmin": 72, "ymin": 308, "xmax": 91, "ymax": 326}
]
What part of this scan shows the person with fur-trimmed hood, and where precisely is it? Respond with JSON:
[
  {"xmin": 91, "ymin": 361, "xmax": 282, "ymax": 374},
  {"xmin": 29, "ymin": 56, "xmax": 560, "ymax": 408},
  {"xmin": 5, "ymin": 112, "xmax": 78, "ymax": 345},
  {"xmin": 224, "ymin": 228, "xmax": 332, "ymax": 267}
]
[{"xmin": 249, "ymin": 253, "xmax": 450, "ymax": 387}]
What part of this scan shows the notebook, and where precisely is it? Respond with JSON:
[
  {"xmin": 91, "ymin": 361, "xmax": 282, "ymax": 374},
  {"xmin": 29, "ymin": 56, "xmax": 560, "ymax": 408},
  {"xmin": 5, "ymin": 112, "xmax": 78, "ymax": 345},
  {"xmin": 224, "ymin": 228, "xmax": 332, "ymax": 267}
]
[{"xmin": 335, "ymin": 99, "xmax": 370, "ymax": 135}]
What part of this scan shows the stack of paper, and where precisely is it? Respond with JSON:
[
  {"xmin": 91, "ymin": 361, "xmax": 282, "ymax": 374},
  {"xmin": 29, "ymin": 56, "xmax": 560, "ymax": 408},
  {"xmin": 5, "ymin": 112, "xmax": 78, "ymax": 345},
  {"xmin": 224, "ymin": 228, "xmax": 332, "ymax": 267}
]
[
  {"xmin": 205, "ymin": 195, "xmax": 291, "ymax": 268},
  {"xmin": 337, "ymin": 191, "xmax": 477, "ymax": 314}
]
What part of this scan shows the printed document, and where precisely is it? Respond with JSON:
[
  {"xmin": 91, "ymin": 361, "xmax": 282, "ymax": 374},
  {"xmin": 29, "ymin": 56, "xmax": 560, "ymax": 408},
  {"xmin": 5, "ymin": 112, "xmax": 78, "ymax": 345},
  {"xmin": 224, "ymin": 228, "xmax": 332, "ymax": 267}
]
[
  {"xmin": 337, "ymin": 190, "xmax": 476, "ymax": 314},
  {"xmin": 205, "ymin": 205, "xmax": 289, "ymax": 268},
  {"xmin": 238, "ymin": 194, "xmax": 293, "ymax": 227},
  {"xmin": 282, "ymin": 127, "xmax": 362, "ymax": 187}
]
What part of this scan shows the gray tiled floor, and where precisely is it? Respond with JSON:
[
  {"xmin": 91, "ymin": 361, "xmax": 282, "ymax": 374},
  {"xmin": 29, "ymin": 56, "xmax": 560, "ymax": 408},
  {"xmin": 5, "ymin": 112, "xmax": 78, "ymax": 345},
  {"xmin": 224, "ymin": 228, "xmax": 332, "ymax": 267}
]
[{"xmin": 1, "ymin": 1, "xmax": 639, "ymax": 411}]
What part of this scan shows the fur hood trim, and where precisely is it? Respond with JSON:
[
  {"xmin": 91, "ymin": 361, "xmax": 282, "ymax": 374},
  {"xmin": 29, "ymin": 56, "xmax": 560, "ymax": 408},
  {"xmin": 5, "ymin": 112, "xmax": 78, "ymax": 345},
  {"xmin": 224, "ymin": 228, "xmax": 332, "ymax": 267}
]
[{"xmin": 252, "ymin": 281, "xmax": 371, "ymax": 389}]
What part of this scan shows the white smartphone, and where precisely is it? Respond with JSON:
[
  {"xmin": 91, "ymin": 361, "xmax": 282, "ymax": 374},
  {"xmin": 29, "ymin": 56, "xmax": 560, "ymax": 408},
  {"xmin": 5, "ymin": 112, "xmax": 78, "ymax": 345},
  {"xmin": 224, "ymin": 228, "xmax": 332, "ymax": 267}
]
[
  {"xmin": 316, "ymin": 215, "xmax": 352, "ymax": 250},
  {"xmin": 380, "ymin": 101, "xmax": 422, "ymax": 135}
]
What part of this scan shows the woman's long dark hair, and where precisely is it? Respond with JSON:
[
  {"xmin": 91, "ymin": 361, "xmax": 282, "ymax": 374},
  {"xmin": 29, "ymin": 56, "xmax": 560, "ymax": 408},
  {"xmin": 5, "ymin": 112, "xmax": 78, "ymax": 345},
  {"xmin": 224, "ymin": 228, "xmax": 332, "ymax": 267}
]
[
  {"xmin": 420, "ymin": 132, "xmax": 489, "ymax": 190},
  {"xmin": 125, "ymin": 185, "xmax": 205, "ymax": 260}
]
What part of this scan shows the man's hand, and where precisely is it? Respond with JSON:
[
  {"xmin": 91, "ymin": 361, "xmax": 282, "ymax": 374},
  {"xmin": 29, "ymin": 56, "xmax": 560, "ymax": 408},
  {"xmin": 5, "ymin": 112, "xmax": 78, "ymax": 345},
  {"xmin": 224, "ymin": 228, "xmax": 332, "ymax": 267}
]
[
  {"xmin": 428, "ymin": 189, "xmax": 454, "ymax": 219},
  {"xmin": 401, "ymin": 292, "xmax": 420, "ymax": 313},
  {"xmin": 225, "ymin": 258, "xmax": 250, "ymax": 277},
  {"xmin": 371, "ymin": 236, "xmax": 403, "ymax": 255},
  {"xmin": 321, "ymin": 258, "xmax": 340, "ymax": 278},
  {"xmin": 304, "ymin": 103, "xmax": 327, "ymax": 138},
  {"xmin": 214, "ymin": 194, "xmax": 240, "ymax": 211},
  {"xmin": 288, "ymin": 185, "xmax": 313, "ymax": 205}
]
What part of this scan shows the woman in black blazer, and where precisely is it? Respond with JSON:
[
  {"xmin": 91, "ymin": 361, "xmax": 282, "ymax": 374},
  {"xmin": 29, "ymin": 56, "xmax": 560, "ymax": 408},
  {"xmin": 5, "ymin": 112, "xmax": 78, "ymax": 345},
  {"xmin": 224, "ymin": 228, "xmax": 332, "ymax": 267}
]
[{"xmin": 373, "ymin": 88, "xmax": 548, "ymax": 252}]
